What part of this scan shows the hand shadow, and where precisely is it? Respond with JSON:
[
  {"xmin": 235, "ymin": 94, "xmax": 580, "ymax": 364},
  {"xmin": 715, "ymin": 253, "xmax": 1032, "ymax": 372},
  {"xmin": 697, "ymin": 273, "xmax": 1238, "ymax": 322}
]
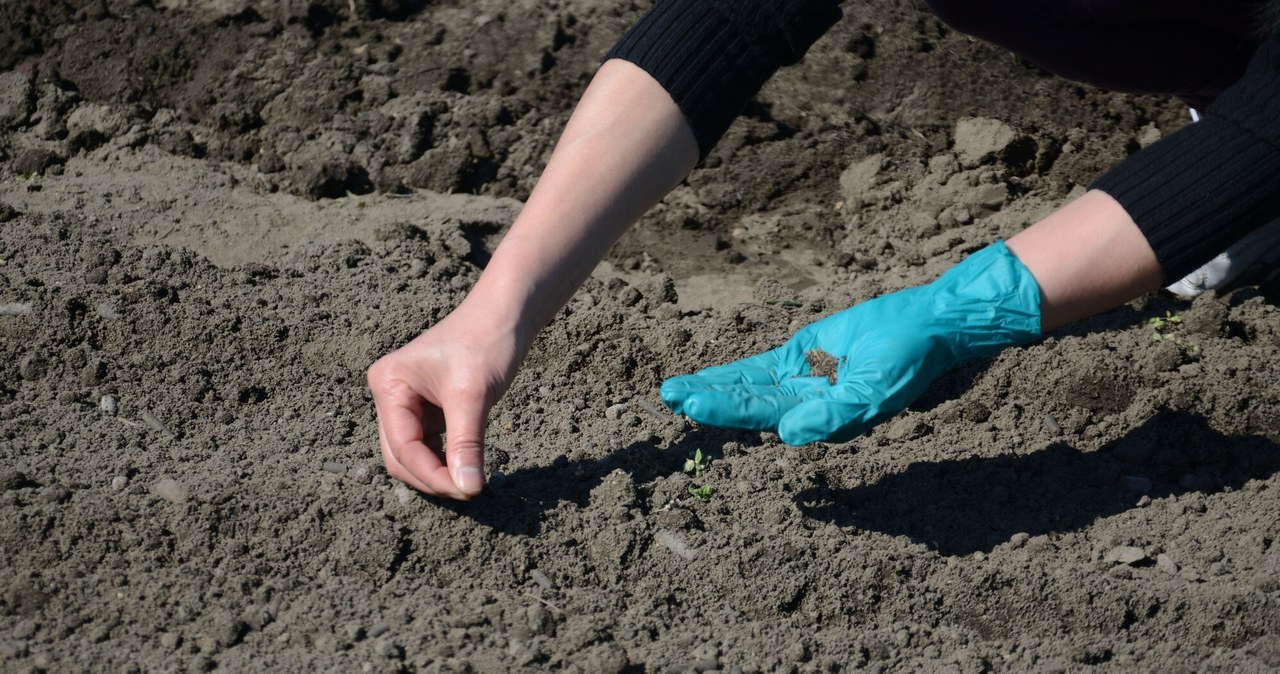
[
  {"xmin": 430, "ymin": 422, "xmax": 764, "ymax": 537},
  {"xmin": 793, "ymin": 409, "xmax": 1280, "ymax": 556}
]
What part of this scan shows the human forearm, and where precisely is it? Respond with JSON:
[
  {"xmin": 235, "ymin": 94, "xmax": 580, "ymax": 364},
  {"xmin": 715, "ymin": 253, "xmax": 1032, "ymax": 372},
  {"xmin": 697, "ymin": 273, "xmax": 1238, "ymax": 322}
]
[
  {"xmin": 1006, "ymin": 189, "xmax": 1162, "ymax": 331},
  {"xmin": 461, "ymin": 58, "xmax": 698, "ymax": 346}
]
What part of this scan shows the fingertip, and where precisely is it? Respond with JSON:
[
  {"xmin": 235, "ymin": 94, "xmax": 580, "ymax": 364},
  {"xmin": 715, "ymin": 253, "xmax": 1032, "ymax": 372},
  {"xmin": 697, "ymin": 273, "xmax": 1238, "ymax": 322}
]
[
  {"xmin": 454, "ymin": 465, "xmax": 485, "ymax": 497},
  {"xmin": 659, "ymin": 379, "xmax": 689, "ymax": 414}
]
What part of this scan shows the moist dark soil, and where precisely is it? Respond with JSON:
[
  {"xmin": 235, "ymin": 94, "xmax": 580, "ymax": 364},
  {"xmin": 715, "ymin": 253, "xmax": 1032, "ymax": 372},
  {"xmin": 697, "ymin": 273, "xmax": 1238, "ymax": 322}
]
[{"xmin": 2, "ymin": 1, "xmax": 1278, "ymax": 672}]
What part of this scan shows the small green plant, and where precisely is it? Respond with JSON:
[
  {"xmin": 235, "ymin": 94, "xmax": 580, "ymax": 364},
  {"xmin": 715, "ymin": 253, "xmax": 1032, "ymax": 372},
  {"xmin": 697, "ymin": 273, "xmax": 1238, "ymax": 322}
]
[
  {"xmin": 683, "ymin": 449, "xmax": 714, "ymax": 500},
  {"xmin": 683, "ymin": 448, "xmax": 710, "ymax": 478},
  {"xmin": 688, "ymin": 484, "xmax": 714, "ymax": 501},
  {"xmin": 1149, "ymin": 310, "xmax": 1200, "ymax": 354}
]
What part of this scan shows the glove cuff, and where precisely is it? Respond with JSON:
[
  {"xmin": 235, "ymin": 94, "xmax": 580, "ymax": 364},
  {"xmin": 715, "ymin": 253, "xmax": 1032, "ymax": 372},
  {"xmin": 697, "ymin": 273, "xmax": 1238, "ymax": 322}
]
[{"xmin": 927, "ymin": 241, "xmax": 1043, "ymax": 362}]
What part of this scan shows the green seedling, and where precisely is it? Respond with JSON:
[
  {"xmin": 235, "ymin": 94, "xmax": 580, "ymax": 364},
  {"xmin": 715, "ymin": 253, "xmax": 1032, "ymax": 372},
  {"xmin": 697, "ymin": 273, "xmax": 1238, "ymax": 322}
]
[
  {"xmin": 1148, "ymin": 311, "xmax": 1182, "ymax": 333},
  {"xmin": 688, "ymin": 484, "xmax": 714, "ymax": 501},
  {"xmin": 1149, "ymin": 310, "xmax": 1200, "ymax": 354},
  {"xmin": 683, "ymin": 449, "xmax": 710, "ymax": 478}
]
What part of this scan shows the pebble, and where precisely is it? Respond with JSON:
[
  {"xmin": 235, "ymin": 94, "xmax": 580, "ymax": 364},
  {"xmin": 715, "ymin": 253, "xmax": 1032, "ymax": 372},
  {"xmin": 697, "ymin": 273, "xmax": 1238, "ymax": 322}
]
[
  {"xmin": 394, "ymin": 485, "xmax": 414, "ymax": 505},
  {"xmin": 367, "ymin": 623, "xmax": 389, "ymax": 639},
  {"xmin": 1104, "ymin": 546, "xmax": 1148, "ymax": 566},
  {"xmin": 374, "ymin": 639, "xmax": 401, "ymax": 659},
  {"xmin": 1156, "ymin": 554, "xmax": 1179, "ymax": 575},
  {"xmin": 1041, "ymin": 414, "xmax": 1062, "ymax": 435},
  {"xmin": 488, "ymin": 470, "xmax": 507, "ymax": 488},
  {"xmin": 0, "ymin": 303, "xmax": 33, "ymax": 316},
  {"xmin": 100, "ymin": 394, "xmax": 117, "ymax": 416},
  {"xmin": 150, "ymin": 478, "xmax": 188, "ymax": 504},
  {"xmin": 322, "ymin": 461, "xmax": 347, "ymax": 476},
  {"xmin": 159, "ymin": 632, "xmax": 182, "ymax": 651},
  {"xmin": 1009, "ymin": 532, "xmax": 1030, "ymax": 548},
  {"xmin": 110, "ymin": 475, "xmax": 129, "ymax": 491},
  {"xmin": 605, "ymin": 403, "xmax": 629, "ymax": 420},
  {"xmin": 655, "ymin": 530, "xmax": 695, "ymax": 561},
  {"xmin": 1137, "ymin": 495, "xmax": 1152, "ymax": 507},
  {"xmin": 95, "ymin": 303, "xmax": 121, "ymax": 320},
  {"xmin": 529, "ymin": 568, "xmax": 556, "ymax": 591}
]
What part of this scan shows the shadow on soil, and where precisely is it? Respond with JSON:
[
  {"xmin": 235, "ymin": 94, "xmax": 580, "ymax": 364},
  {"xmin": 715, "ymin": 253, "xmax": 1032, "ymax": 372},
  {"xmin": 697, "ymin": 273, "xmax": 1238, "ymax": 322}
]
[
  {"xmin": 434, "ymin": 423, "xmax": 761, "ymax": 537},
  {"xmin": 795, "ymin": 409, "xmax": 1280, "ymax": 556},
  {"xmin": 439, "ymin": 408, "xmax": 1278, "ymax": 554}
]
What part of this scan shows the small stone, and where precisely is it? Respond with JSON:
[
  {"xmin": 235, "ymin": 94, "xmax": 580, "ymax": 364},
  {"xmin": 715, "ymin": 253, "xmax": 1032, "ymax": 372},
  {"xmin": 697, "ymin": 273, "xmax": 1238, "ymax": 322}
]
[
  {"xmin": 1104, "ymin": 545, "xmax": 1148, "ymax": 566},
  {"xmin": 374, "ymin": 639, "xmax": 402, "ymax": 659},
  {"xmin": 151, "ymin": 478, "xmax": 188, "ymax": 504},
  {"xmin": 159, "ymin": 632, "xmax": 182, "ymax": 651},
  {"xmin": 1041, "ymin": 661, "xmax": 1068, "ymax": 674},
  {"xmin": 110, "ymin": 475, "xmax": 129, "ymax": 491},
  {"xmin": 96, "ymin": 303, "xmax": 121, "ymax": 320},
  {"xmin": 394, "ymin": 485, "xmax": 414, "ymax": 505},
  {"xmin": 100, "ymin": 395, "xmax": 118, "ymax": 416},
  {"xmin": 1041, "ymin": 414, "xmax": 1062, "ymax": 435},
  {"xmin": 1156, "ymin": 554, "xmax": 1179, "ymax": 575},
  {"xmin": 1009, "ymin": 532, "xmax": 1030, "ymax": 548},
  {"xmin": 488, "ymin": 470, "xmax": 507, "ymax": 488},
  {"xmin": 323, "ymin": 461, "xmax": 347, "ymax": 476},
  {"xmin": 1137, "ymin": 495, "xmax": 1152, "ymax": 507},
  {"xmin": 605, "ymin": 403, "xmax": 629, "ymax": 420},
  {"xmin": 529, "ymin": 568, "xmax": 555, "ymax": 591},
  {"xmin": 367, "ymin": 623, "xmax": 389, "ymax": 639}
]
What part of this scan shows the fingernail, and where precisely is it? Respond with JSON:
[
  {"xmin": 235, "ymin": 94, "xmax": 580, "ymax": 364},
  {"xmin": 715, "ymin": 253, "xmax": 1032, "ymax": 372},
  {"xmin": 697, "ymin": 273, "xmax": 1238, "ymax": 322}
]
[{"xmin": 455, "ymin": 466, "xmax": 484, "ymax": 495}]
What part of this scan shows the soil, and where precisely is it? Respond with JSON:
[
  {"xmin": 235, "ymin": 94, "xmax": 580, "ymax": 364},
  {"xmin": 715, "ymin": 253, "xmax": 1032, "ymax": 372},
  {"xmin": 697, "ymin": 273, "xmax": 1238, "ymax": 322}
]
[
  {"xmin": 806, "ymin": 349, "xmax": 841, "ymax": 385},
  {"xmin": 2, "ymin": 1, "xmax": 1279, "ymax": 672}
]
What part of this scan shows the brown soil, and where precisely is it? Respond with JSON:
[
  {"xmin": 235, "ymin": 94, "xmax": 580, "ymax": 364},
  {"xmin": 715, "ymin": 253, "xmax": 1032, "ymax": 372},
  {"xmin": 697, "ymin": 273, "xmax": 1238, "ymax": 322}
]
[
  {"xmin": 2, "ymin": 1, "xmax": 1279, "ymax": 672},
  {"xmin": 806, "ymin": 349, "xmax": 841, "ymax": 385}
]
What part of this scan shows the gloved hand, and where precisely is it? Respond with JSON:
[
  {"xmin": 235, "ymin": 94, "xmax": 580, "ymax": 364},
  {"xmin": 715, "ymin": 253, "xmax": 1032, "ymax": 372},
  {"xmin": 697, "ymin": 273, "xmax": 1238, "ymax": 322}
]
[{"xmin": 660, "ymin": 242, "xmax": 1042, "ymax": 444}]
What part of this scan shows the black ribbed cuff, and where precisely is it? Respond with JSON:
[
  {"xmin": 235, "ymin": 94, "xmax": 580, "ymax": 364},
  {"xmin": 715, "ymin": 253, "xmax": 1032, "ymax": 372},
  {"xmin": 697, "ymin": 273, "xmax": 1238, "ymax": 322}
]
[
  {"xmin": 1091, "ymin": 115, "xmax": 1280, "ymax": 281},
  {"xmin": 603, "ymin": 0, "xmax": 781, "ymax": 159}
]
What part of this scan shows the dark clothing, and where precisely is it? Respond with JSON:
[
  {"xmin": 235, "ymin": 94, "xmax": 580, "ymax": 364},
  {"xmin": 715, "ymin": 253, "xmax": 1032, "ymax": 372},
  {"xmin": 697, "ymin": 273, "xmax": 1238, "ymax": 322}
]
[
  {"xmin": 603, "ymin": 0, "xmax": 1280, "ymax": 281},
  {"xmin": 925, "ymin": 0, "xmax": 1274, "ymax": 108}
]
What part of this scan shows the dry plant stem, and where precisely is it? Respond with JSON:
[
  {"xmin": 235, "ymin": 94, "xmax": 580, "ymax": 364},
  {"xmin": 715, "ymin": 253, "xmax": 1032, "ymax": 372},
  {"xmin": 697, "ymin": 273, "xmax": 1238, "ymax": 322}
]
[{"xmin": 1006, "ymin": 189, "xmax": 1163, "ymax": 332}]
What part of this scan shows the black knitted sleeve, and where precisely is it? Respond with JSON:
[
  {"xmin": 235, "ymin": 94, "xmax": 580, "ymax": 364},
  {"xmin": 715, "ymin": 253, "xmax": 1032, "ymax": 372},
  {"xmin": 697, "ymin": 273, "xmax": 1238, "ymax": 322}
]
[
  {"xmin": 602, "ymin": 0, "xmax": 843, "ymax": 159},
  {"xmin": 1091, "ymin": 30, "xmax": 1280, "ymax": 281}
]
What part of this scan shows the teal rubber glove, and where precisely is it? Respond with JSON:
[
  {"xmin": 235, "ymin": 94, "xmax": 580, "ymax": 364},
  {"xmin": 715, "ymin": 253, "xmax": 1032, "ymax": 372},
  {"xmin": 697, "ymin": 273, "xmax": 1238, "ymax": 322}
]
[{"xmin": 660, "ymin": 241, "xmax": 1042, "ymax": 444}]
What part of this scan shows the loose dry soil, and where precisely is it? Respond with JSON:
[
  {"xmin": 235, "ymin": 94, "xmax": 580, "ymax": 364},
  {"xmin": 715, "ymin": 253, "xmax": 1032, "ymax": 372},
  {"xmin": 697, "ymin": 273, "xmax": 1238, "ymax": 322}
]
[{"xmin": 2, "ymin": 1, "xmax": 1279, "ymax": 672}]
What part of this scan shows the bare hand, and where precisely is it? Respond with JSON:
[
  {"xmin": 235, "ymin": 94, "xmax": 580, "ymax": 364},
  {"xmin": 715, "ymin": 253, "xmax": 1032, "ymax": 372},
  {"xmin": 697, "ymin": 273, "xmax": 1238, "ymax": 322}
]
[{"xmin": 367, "ymin": 309, "xmax": 520, "ymax": 499}]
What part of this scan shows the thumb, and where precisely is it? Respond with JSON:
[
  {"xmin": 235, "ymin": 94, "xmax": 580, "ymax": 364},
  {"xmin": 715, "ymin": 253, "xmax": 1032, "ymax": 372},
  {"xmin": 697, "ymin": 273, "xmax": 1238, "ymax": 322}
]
[{"xmin": 442, "ymin": 389, "xmax": 488, "ymax": 497}]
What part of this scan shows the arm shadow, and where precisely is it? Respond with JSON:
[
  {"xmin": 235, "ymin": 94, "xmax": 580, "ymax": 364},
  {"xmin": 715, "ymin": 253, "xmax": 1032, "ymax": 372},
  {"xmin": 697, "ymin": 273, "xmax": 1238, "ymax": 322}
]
[
  {"xmin": 428, "ymin": 422, "xmax": 764, "ymax": 537},
  {"xmin": 793, "ymin": 408, "xmax": 1280, "ymax": 556}
]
